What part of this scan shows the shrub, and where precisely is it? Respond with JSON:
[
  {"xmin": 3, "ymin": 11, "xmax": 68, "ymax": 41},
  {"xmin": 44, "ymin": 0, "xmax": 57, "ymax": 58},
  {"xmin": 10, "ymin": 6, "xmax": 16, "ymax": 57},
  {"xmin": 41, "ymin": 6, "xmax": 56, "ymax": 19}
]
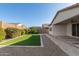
[
  {"xmin": 24, "ymin": 28, "xmax": 30, "ymax": 34},
  {"xmin": 5, "ymin": 28, "xmax": 21, "ymax": 38},
  {"xmin": 21, "ymin": 29, "xmax": 25, "ymax": 35},
  {"xmin": 0, "ymin": 28, "xmax": 6, "ymax": 41}
]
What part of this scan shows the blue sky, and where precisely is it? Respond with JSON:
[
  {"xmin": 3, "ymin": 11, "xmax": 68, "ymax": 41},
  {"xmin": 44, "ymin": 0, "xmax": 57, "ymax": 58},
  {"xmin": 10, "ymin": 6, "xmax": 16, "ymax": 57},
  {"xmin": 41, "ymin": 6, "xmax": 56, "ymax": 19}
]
[{"xmin": 0, "ymin": 3, "xmax": 74, "ymax": 27}]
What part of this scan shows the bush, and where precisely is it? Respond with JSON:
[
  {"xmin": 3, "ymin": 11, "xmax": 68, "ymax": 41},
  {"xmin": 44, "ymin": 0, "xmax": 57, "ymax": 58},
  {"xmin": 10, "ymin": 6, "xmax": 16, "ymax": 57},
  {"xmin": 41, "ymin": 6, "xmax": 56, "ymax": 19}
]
[
  {"xmin": 24, "ymin": 28, "xmax": 30, "ymax": 34},
  {"xmin": 0, "ymin": 28, "xmax": 6, "ymax": 41},
  {"xmin": 21, "ymin": 29, "xmax": 25, "ymax": 35},
  {"xmin": 5, "ymin": 28, "xmax": 21, "ymax": 38}
]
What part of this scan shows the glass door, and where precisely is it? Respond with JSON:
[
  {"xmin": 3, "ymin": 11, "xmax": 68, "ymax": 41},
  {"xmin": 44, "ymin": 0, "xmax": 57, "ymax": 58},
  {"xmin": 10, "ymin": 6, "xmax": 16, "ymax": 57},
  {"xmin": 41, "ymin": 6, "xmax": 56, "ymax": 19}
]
[
  {"xmin": 72, "ymin": 24, "xmax": 76, "ymax": 36},
  {"xmin": 77, "ymin": 23, "xmax": 79, "ymax": 36}
]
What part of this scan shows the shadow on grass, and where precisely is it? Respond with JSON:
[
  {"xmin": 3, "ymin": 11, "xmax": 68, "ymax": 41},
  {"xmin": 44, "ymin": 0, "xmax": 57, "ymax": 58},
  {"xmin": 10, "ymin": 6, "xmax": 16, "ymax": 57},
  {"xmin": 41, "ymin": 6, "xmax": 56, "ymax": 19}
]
[{"xmin": 11, "ymin": 35, "xmax": 41, "ymax": 46}]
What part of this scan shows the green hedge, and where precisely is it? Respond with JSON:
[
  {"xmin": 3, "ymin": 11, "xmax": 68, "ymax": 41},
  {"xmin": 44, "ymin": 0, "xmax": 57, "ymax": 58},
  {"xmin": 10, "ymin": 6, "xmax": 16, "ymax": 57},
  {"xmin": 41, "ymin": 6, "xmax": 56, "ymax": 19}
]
[{"xmin": 0, "ymin": 28, "xmax": 6, "ymax": 41}]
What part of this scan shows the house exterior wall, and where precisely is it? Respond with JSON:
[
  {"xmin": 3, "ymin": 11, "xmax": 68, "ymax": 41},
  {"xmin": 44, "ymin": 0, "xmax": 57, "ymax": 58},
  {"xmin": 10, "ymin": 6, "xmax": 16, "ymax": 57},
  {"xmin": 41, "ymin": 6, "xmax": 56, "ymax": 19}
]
[
  {"xmin": 53, "ymin": 7, "xmax": 79, "ymax": 25},
  {"xmin": 49, "ymin": 26, "xmax": 53, "ymax": 35},
  {"xmin": 7, "ymin": 24, "xmax": 18, "ymax": 29},
  {"xmin": 16, "ymin": 25, "xmax": 23, "ymax": 29},
  {"xmin": 49, "ymin": 4, "xmax": 79, "ymax": 37},
  {"xmin": 42, "ymin": 28, "xmax": 49, "ymax": 33},
  {"xmin": 42, "ymin": 24, "xmax": 49, "ymax": 33},
  {"xmin": 49, "ymin": 23, "xmax": 73, "ymax": 36},
  {"xmin": 49, "ymin": 24, "xmax": 67, "ymax": 36},
  {"xmin": 66, "ymin": 23, "xmax": 72, "ymax": 36}
]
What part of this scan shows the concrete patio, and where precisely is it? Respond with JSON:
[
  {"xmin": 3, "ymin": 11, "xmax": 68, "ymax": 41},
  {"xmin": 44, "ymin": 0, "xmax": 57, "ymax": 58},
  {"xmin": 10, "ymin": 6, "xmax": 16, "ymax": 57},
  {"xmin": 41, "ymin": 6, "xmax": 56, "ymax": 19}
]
[{"xmin": 47, "ymin": 34, "xmax": 79, "ymax": 56}]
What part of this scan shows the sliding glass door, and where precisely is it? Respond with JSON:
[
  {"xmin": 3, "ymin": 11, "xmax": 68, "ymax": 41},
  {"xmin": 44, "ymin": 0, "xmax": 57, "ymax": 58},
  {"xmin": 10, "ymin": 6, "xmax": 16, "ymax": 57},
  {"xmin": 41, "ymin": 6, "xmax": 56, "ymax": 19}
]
[
  {"xmin": 77, "ymin": 23, "xmax": 79, "ymax": 36},
  {"xmin": 72, "ymin": 24, "xmax": 76, "ymax": 36},
  {"xmin": 72, "ymin": 23, "xmax": 79, "ymax": 37}
]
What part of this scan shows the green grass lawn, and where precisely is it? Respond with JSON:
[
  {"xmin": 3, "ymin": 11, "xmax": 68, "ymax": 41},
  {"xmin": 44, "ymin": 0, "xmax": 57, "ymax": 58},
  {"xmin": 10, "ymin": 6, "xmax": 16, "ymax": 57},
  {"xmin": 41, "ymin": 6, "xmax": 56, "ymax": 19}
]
[{"xmin": 0, "ymin": 35, "xmax": 41, "ymax": 46}]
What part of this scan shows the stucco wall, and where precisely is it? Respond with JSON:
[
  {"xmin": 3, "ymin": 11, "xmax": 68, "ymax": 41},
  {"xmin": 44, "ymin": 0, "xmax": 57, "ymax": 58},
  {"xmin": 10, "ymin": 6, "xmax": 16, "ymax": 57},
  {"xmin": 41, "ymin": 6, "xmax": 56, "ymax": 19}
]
[
  {"xmin": 53, "ymin": 7, "xmax": 79, "ymax": 25},
  {"xmin": 49, "ymin": 24, "xmax": 67, "ymax": 36},
  {"xmin": 66, "ymin": 23, "xmax": 72, "ymax": 36},
  {"xmin": 49, "ymin": 23, "xmax": 73, "ymax": 36},
  {"xmin": 49, "ymin": 25, "xmax": 53, "ymax": 35}
]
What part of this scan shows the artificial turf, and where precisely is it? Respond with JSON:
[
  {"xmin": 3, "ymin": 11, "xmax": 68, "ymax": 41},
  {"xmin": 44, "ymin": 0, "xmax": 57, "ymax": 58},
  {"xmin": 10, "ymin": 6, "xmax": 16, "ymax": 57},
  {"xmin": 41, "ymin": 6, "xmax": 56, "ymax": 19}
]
[
  {"xmin": 0, "ymin": 35, "xmax": 41, "ymax": 46},
  {"xmin": 12, "ymin": 35, "xmax": 41, "ymax": 46}
]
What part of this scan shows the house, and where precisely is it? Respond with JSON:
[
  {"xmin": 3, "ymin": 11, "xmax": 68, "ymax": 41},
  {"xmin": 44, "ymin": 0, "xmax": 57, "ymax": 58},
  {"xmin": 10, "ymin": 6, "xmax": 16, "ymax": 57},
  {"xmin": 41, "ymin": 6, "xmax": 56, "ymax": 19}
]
[
  {"xmin": 0, "ymin": 21, "xmax": 26, "ymax": 29},
  {"xmin": 42, "ymin": 24, "xmax": 49, "ymax": 33},
  {"xmin": 8, "ymin": 23, "xmax": 26, "ymax": 29},
  {"xmin": 49, "ymin": 3, "xmax": 79, "ymax": 37}
]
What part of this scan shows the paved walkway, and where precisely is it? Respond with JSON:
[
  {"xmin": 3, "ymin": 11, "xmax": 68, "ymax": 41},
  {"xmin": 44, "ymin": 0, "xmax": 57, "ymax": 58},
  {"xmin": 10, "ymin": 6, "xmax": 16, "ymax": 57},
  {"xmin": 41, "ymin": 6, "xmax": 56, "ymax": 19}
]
[
  {"xmin": 47, "ymin": 34, "xmax": 79, "ymax": 56},
  {"xmin": 0, "ymin": 34, "xmax": 67, "ymax": 56}
]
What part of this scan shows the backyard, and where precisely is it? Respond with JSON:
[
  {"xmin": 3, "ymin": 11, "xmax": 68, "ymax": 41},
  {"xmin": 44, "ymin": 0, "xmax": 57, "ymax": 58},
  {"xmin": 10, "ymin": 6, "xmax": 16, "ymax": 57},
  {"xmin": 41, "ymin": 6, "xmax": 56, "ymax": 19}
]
[{"xmin": 0, "ymin": 34, "xmax": 41, "ymax": 47}]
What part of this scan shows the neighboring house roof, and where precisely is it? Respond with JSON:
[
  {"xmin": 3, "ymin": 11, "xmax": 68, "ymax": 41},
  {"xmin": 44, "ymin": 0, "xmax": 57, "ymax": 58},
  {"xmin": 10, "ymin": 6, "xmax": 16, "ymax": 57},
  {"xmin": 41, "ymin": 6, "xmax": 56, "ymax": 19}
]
[
  {"xmin": 9, "ymin": 23, "xmax": 26, "ymax": 27},
  {"xmin": 50, "ymin": 3, "xmax": 79, "ymax": 26},
  {"xmin": 0, "ymin": 21, "xmax": 26, "ymax": 29},
  {"xmin": 8, "ymin": 23, "xmax": 21, "ymax": 25}
]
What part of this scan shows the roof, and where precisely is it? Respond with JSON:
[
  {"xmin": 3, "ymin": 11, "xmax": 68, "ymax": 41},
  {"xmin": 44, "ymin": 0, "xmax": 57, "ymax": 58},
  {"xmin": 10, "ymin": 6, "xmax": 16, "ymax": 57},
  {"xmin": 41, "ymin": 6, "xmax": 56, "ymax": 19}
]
[
  {"xmin": 49, "ymin": 3, "xmax": 79, "ymax": 26},
  {"xmin": 8, "ymin": 23, "xmax": 21, "ymax": 25},
  {"xmin": 59, "ymin": 3, "xmax": 79, "ymax": 12}
]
